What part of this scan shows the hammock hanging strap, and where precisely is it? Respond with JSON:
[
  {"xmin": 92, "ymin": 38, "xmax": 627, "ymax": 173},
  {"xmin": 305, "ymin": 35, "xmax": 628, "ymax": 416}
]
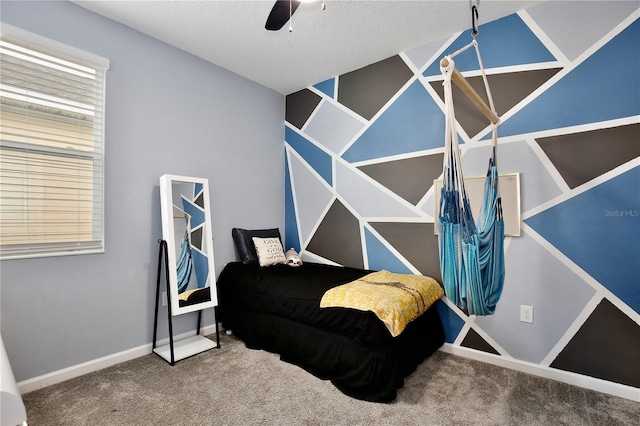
[{"xmin": 437, "ymin": 36, "xmax": 505, "ymax": 316}]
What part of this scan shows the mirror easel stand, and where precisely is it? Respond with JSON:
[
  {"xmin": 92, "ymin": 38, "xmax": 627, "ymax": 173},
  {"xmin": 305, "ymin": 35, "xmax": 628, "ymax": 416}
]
[{"xmin": 152, "ymin": 239, "xmax": 220, "ymax": 365}]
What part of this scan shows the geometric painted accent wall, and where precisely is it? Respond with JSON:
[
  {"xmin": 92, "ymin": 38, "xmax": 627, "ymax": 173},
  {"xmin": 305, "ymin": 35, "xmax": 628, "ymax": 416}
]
[
  {"xmin": 285, "ymin": 3, "xmax": 640, "ymax": 395},
  {"xmin": 536, "ymin": 124, "xmax": 640, "ymax": 189}
]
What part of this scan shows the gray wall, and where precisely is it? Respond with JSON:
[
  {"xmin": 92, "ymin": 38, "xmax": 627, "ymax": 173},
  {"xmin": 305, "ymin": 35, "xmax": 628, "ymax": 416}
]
[{"xmin": 0, "ymin": 1, "xmax": 285, "ymax": 382}]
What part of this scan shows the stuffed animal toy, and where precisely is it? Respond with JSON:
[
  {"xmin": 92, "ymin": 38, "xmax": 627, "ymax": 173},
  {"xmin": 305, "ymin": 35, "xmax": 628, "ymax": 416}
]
[{"xmin": 285, "ymin": 248, "xmax": 303, "ymax": 267}]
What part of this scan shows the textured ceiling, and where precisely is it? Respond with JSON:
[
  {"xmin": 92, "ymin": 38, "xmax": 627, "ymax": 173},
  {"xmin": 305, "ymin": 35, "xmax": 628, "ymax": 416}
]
[{"xmin": 72, "ymin": 1, "xmax": 543, "ymax": 95}]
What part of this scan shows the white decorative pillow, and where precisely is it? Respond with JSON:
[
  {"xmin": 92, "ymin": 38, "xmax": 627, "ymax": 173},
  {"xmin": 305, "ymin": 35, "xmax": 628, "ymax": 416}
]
[{"xmin": 252, "ymin": 237, "xmax": 286, "ymax": 267}]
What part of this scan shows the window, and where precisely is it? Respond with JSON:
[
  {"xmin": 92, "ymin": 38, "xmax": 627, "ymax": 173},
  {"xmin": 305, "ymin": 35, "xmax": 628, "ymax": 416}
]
[{"xmin": 0, "ymin": 24, "xmax": 109, "ymax": 259}]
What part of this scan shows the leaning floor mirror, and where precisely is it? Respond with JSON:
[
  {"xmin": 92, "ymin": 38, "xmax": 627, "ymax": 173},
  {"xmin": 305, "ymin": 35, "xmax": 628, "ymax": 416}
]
[{"xmin": 159, "ymin": 174, "xmax": 218, "ymax": 316}]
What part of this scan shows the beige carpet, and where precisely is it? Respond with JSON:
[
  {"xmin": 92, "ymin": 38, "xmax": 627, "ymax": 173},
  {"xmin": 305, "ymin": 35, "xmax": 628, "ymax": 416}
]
[{"xmin": 23, "ymin": 333, "xmax": 639, "ymax": 425}]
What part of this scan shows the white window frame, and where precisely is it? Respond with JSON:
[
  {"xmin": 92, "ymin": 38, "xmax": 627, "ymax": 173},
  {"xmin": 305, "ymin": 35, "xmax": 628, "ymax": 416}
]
[{"xmin": 0, "ymin": 23, "xmax": 110, "ymax": 260}]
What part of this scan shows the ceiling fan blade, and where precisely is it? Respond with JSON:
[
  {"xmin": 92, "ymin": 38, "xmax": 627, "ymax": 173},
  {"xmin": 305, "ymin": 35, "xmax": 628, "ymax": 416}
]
[{"xmin": 265, "ymin": 0, "xmax": 301, "ymax": 31}]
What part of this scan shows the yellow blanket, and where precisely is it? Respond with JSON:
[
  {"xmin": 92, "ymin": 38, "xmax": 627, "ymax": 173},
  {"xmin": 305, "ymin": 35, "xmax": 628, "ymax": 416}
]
[{"xmin": 320, "ymin": 270, "xmax": 444, "ymax": 337}]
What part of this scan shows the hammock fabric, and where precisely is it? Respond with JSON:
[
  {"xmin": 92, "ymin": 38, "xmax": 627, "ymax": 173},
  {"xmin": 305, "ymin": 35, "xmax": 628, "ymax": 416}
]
[
  {"xmin": 176, "ymin": 230, "xmax": 193, "ymax": 294},
  {"xmin": 437, "ymin": 52, "xmax": 505, "ymax": 316}
]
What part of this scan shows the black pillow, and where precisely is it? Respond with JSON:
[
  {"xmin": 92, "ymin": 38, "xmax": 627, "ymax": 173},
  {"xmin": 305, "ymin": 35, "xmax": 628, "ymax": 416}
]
[{"xmin": 232, "ymin": 228, "xmax": 282, "ymax": 264}]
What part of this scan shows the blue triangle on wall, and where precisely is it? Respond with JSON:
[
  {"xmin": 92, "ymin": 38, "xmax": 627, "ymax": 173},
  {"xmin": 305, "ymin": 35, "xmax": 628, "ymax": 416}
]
[
  {"xmin": 314, "ymin": 78, "xmax": 335, "ymax": 99},
  {"xmin": 342, "ymin": 80, "xmax": 446, "ymax": 162},
  {"xmin": 194, "ymin": 183, "xmax": 203, "ymax": 199},
  {"xmin": 525, "ymin": 166, "xmax": 640, "ymax": 313},
  {"xmin": 364, "ymin": 228, "xmax": 412, "ymax": 273},
  {"xmin": 284, "ymin": 151, "xmax": 301, "ymax": 252},
  {"xmin": 498, "ymin": 19, "xmax": 640, "ymax": 137},
  {"xmin": 181, "ymin": 198, "xmax": 205, "ymax": 228},
  {"xmin": 285, "ymin": 125, "xmax": 332, "ymax": 186},
  {"xmin": 434, "ymin": 300, "xmax": 466, "ymax": 344},
  {"xmin": 423, "ymin": 13, "xmax": 556, "ymax": 77}
]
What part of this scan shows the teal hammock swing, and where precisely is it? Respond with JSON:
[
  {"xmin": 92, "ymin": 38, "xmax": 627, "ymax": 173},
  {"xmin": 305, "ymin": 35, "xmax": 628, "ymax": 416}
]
[
  {"xmin": 176, "ymin": 228, "xmax": 193, "ymax": 294},
  {"xmin": 437, "ymin": 32, "xmax": 505, "ymax": 316}
]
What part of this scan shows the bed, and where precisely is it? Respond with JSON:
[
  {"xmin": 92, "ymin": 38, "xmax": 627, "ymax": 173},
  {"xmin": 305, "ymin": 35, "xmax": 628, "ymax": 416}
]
[{"xmin": 217, "ymin": 232, "xmax": 445, "ymax": 402}]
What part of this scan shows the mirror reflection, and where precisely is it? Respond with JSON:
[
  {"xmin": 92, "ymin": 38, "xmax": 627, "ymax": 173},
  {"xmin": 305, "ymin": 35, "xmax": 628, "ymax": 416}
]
[{"xmin": 159, "ymin": 175, "xmax": 217, "ymax": 315}]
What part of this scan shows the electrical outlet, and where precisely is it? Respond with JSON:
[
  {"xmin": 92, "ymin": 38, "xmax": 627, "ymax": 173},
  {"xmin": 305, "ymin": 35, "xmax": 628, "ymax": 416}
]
[
  {"xmin": 520, "ymin": 305, "xmax": 533, "ymax": 323},
  {"xmin": 162, "ymin": 291, "xmax": 167, "ymax": 307}
]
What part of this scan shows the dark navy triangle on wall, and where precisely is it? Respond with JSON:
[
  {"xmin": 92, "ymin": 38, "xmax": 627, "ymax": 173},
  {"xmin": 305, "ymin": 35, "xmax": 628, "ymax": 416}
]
[
  {"xmin": 306, "ymin": 200, "xmax": 364, "ymax": 269},
  {"xmin": 286, "ymin": 89, "xmax": 322, "ymax": 129},
  {"xmin": 369, "ymin": 222, "xmax": 442, "ymax": 283},
  {"xmin": 550, "ymin": 298, "xmax": 640, "ymax": 388},
  {"xmin": 431, "ymin": 68, "xmax": 562, "ymax": 139},
  {"xmin": 337, "ymin": 55, "xmax": 413, "ymax": 121},
  {"xmin": 536, "ymin": 123, "xmax": 640, "ymax": 189},
  {"xmin": 358, "ymin": 153, "xmax": 444, "ymax": 206},
  {"xmin": 461, "ymin": 327, "xmax": 501, "ymax": 355}
]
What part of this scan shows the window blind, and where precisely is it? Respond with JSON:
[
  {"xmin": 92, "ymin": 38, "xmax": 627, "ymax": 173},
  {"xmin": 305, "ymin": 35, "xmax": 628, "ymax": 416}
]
[{"xmin": 0, "ymin": 25, "xmax": 109, "ymax": 259}]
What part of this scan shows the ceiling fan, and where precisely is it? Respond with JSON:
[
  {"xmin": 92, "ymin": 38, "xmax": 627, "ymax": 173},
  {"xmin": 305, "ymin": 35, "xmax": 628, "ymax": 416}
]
[{"xmin": 265, "ymin": 0, "xmax": 325, "ymax": 31}]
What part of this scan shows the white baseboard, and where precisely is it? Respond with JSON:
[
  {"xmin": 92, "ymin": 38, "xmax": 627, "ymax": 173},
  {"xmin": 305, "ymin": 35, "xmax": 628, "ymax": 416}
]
[
  {"xmin": 17, "ymin": 325, "xmax": 218, "ymax": 394},
  {"xmin": 439, "ymin": 344, "xmax": 640, "ymax": 402}
]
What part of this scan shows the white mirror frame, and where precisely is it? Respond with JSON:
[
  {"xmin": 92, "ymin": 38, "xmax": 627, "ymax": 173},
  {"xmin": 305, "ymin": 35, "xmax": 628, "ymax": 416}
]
[{"xmin": 159, "ymin": 174, "xmax": 217, "ymax": 316}]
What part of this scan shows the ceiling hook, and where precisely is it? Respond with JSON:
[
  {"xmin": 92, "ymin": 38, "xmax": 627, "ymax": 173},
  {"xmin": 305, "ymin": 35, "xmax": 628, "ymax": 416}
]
[{"xmin": 471, "ymin": 3, "xmax": 479, "ymax": 37}]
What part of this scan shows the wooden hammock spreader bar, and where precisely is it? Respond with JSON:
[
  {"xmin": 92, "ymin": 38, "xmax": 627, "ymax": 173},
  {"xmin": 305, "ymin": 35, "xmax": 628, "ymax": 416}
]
[{"xmin": 440, "ymin": 57, "xmax": 499, "ymax": 125}]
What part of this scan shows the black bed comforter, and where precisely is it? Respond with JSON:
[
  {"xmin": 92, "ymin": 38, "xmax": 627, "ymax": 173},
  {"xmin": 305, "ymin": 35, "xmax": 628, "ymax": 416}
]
[
  {"xmin": 216, "ymin": 261, "xmax": 445, "ymax": 402},
  {"xmin": 217, "ymin": 261, "xmax": 400, "ymax": 346}
]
